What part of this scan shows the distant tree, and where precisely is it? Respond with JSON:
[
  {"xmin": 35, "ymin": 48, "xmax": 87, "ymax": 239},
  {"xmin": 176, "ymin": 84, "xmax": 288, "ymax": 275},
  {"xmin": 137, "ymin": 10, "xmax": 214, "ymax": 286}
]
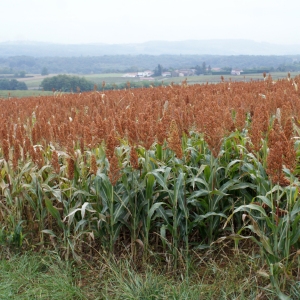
[
  {"xmin": 222, "ymin": 67, "xmax": 232, "ymax": 72},
  {"xmin": 0, "ymin": 79, "xmax": 27, "ymax": 90},
  {"xmin": 41, "ymin": 75, "xmax": 94, "ymax": 92},
  {"xmin": 0, "ymin": 67, "xmax": 13, "ymax": 74},
  {"xmin": 202, "ymin": 62, "xmax": 207, "ymax": 74},
  {"xmin": 153, "ymin": 64, "xmax": 163, "ymax": 76},
  {"xmin": 19, "ymin": 71, "xmax": 26, "ymax": 78},
  {"xmin": 14, "ymin": 71, "xmax": 26, "ymax": 78},
  {"xmin": 195, "ymin": 65, "xmax": 203, "ymax": 75},
  {"xmin": 41, "ymin": 67, "xmax": 49, "ymax": 76},
  {"xmin": 195, "ymin": 62, "xmax": 208, "ymax": 75},
  {"xmin": 0, "ymin": 79, "xmax": 11, "ymax": 89}
]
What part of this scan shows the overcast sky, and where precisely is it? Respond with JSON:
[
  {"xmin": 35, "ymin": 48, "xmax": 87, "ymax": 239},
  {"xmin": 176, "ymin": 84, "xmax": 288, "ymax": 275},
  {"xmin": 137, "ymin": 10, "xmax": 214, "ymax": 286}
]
[{"xmin": 1, "ymin": 0, "xmax": 300, "ymax": 45}]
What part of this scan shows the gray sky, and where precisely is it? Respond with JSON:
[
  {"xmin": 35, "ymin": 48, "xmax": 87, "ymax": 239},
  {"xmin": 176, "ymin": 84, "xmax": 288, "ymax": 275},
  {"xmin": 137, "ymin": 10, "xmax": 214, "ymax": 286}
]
[{"xmin": 1, "ymin": 0, "xmax": 300, "ymax": 45}]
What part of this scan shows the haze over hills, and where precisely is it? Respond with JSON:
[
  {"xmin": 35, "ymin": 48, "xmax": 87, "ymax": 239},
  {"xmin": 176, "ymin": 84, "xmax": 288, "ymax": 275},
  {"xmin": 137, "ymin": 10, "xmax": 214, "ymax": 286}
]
[{"xmin": 1, "ymin": 39, "xmax": 300, "ymax": 57}]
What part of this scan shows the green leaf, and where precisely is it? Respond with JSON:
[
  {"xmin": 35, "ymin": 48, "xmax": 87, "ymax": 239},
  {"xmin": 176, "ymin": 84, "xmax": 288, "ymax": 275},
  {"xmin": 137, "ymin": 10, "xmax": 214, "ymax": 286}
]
[
  {"xmin": 45, "ymin": 198, "xmax": 64, "ymax": 228},
  {"xmin": 42, "ymin": 229, "xmax": 58, "ymax": 238},
  {"xmin": 233, "ymin": 204, "xmax": 268, "ymax": 218},
  {"xmin": 256, "ymin": 196, "xmax": 273, "ymax": 209},
  {"xmin": 151, "ymin": 168, "xmax": 171, "ymax": 191},
  {"xmin": 186, "ymin": 177, "xmax": 209, "ymax": 190},
  {"xmin": 193, "ymin": 212, "xmax": 227, "ymax": 223},
  {"xmin": 187, "ymin": 190, "xmax": 210, "ymax": 200},
  {"xmin": 157, "ymin": 205, "xmax": 170, "ymax": 225},
  {"xmin": 148, "ymin": 202, "xmax": 165, "ymax": 220},
  {"xmin": 228, "ymin": 182, "xmax": 256, "ymax": 191},
  {"xmin": 146, "ymin": 173, "xmax": 155, "ymax": 200},
  {"xmin": 214, "ymin": 234, "xmax": 260, "ymax": 247}
]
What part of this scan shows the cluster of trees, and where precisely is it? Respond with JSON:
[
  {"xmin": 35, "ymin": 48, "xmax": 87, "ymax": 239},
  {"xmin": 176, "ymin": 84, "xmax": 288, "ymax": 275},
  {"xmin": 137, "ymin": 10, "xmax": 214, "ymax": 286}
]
[
  {"xmin": 194, "ymin": 62, "xmax": 212, "ymax": 75},
  {"xmin": 153, "ymin": 64, "xmax": 164, "ymax": 76},
  {"xmin": 101, "ymin": 80, "xmax": 165, "ymax": 90},
  {"xmin": 14, "ymin": 70, "xmax": 26, "ymax": 78},
  {"xmin": 0, "ymin": 68, "xmax": 26, "ymax": 78},
  {"xmin": 41, "ymin": 75, "xmax": 94, "ymax": 92},
  {"xmin": 1, "ymin": 55, "xmax": 300, "ymax": 75},
  {"xmin": 276, "ymin": 62, "xmax": 300, "ymax": 72},
  {"xmin": 41, "ymin": 75, "xmax": 166, "ymax": 92},
  {"xmin": 0, "ymin": 67, "xmax": 14, "ymax": 74},
  {"xmin": 0, "ymin": 79, "xmax": 27, "ymax": 90}
]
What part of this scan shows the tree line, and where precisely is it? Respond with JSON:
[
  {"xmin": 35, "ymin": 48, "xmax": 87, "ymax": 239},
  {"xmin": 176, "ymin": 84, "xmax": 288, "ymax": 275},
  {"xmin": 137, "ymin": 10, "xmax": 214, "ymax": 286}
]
[
  {"xmin": 40, "ymin": 74, "xmax": 166, "ymax": 92},
  {"xmin": 0, "ymin": 54, "xmax": 299, "ymax": 75}
]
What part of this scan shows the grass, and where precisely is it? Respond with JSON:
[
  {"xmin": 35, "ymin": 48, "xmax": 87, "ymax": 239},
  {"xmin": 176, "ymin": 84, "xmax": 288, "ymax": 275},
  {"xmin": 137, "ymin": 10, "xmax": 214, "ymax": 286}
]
[
  {"xmin": 0, "ymin": 252, "xmax": 86, "ymax": 299},
  {"xmin": 99, "ymin": 249, "xmax": 267, "ymax": 299},
  {"xmin": 85, "ymin": 73, "xmax": 126, "ymax": 78},
  {"xmin": 0, "ymin": 90, "xmax": 54, "ymax": 98},
  {"xmin": 159, "ymin": 71, "xmax": 300, "ymax": 85},
  {"xmin": 0, "ymin": 246, "xmax": 289, "ymax": 300}
]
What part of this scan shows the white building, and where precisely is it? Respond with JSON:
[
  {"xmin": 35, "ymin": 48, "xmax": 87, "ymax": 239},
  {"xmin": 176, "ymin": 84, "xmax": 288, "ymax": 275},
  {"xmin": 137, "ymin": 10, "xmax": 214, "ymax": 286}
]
[
  {"xmin": 231, "ymin": 69, "xmax": 243, "ymax": 75},
  {"xmin": 123, "ymin": 70, "xmax": 154, "ymax": 78}
]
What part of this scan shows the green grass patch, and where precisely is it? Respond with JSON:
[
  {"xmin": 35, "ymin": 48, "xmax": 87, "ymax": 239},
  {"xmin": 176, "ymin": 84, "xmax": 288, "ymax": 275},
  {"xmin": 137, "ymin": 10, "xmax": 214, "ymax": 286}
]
[
  {"xmin": 0, "ymin": 252, "xmax": 86, "ymax": 299},
  {"xmin": 160, "ymin": 71, "xmax": 300, "ymax": 85},
  {"xmin": 85, "ymin": 73, "xmax": 125, "ymax": 78},
  {"xmin": 0, "ymin": 90, "xmax": 54, "ymax": 98},
  {"xmin": 2, "ymin": 247, "xmax": 295, "ymax": 299}
]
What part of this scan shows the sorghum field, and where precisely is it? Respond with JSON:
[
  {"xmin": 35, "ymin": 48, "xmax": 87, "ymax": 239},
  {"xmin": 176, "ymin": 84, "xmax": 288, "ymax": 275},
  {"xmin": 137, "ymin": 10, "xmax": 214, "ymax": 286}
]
[{"xmin": 1, "ymin": 75, "xmax": 300, "ymax": 298}]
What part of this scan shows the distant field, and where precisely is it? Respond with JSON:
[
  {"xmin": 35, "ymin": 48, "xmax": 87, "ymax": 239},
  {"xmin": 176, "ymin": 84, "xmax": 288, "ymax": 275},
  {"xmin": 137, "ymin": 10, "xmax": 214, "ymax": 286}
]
[
  {"xmin": 0, "ymin": 90, "xmax": 54, "ymax": 99},
  {"xmin": 160, "ymin": 71, "xmax": 300, "ymax": 85},
  {"xmin": 78, "ymin": 71, "xmax": 300, "ymax": 88},
  {"xmin": 2, "ymin": 71, "xmax": 299, "ymax": 92},
  {"xmin": 86, "ymin": 73, "xmax": 125, "ymax": 78},
  {"xmin": 15, "ymin": 73, "xmax": 136, "ymax": 89},
  {"xmin": 16, "ymin": 74, "xmax": 59, "ymax": 89}
]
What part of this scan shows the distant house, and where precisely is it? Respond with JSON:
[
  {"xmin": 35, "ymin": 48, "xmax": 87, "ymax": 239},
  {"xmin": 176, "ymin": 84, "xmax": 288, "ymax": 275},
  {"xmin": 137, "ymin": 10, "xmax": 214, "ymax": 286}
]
[
  {"xmin": 123, "ymin": 70, "xmax": 154, "ymax": 78},
  {"xmin": 143, "ymin": 70, "xmax": 154, "ymax": 77},
  {"xmin": 162, "ymin": 72, "xmax": 171, "ymax": 77},
  {"xmin": 171, "ymin": 69, "xmax": 195, "ymax": 77},
  {"xmin": 171, "ymin": 71, "xmax": 179, "ymax": 77},
  {"xmin": 137, "ymin": 71, "xmax": 153, "ymax": 77},
  {"xmin": 231, "ymin": 69, "xmax": 243, "ymax": 75},
  {"xmin": 179, "ymin": 69, "xmax": 195, "ymax": 76}
]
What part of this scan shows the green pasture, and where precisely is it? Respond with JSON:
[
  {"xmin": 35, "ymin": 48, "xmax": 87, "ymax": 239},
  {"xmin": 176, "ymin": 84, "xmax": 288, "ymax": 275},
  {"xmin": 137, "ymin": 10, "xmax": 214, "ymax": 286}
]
[
  {"xmin": 84, "ymin": 71, "xmax": 300, "ymax": 86},
  {"xmin": 160, "ymin": 71, "xmax": 300, "ymax": 85},
  {"xmin": 84, "ymin": 73, "xmax": 140, "ymax": 86},
  {"xmin": 0, "ymin": 90, "xmax": 53, "ymax": 99},
  {"xmin": 1, "ymin": 71, "xmax": 299, "ymax": 95}
]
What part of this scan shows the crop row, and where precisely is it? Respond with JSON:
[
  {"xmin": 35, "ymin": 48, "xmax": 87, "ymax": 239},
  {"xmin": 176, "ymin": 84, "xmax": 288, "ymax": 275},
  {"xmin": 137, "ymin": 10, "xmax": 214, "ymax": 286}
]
[{"xmin": 0, "ymin": 75, "xmax": 300, "ymax": 294}]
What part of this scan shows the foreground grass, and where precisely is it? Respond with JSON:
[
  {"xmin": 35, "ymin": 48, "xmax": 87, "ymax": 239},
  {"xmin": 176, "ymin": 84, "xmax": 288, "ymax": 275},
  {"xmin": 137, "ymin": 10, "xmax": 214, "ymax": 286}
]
[
  {"xmin": 2, "ymin": 245, "xmax": 299, "ymax": 299},
  {"xmin": 0, "ymin": 252, "xmax": 85, "ymax": 299}
]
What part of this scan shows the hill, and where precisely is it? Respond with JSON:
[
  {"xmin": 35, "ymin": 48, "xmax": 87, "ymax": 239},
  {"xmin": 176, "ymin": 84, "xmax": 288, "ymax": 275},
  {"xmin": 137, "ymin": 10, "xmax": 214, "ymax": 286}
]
[{"xmin": 0, "ymin": 39, "xmax": 300, "ymax": 57}]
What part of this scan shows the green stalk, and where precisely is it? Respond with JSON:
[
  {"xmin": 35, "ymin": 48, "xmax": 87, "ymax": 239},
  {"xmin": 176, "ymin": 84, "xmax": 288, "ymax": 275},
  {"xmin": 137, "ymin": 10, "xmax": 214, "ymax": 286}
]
[
  {"xmin": 109, "ymin": 184, "xmax": 114, "ymax": 257},
  {"xmin": 131, "ymin": 171, "xmax": 138, "ymax": 262},
  {"xmin": 172, "ymin": 189, "xmax": 178, "ymax": 270}
]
